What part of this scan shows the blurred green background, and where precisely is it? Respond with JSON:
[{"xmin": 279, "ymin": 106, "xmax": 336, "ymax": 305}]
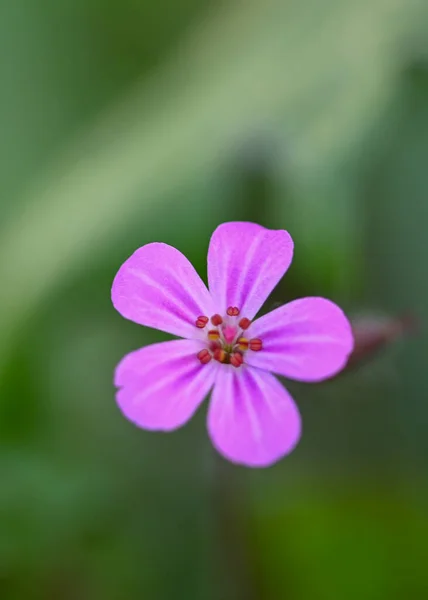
[{"xmin": 1, "ymin": 0, "xmax": 428, "ymax": 598}]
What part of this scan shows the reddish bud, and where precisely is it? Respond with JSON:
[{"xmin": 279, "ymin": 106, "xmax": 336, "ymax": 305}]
[
  {"xmin": 227, "ymin": 306, "xmax": 240, "ymax": 317},
  {"xmin": 347, "ymin": 313, "xmax": 418, "ymax": 369}
]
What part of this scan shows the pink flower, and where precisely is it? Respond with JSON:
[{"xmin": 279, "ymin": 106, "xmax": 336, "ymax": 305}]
[{"xmin": 112, "ymin": 222, "xmax": 354, "ymax": 467}]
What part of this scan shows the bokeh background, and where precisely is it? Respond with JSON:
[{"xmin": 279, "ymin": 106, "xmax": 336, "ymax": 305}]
[{"xmin": 1, "ymin": 1, "xmax": 428, "ymax": 598}]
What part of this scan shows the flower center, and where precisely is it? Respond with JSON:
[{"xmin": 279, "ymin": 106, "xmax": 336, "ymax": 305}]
[{"xmin": 195, "ymin": 306, "xmax": 262, "ymax": 368}]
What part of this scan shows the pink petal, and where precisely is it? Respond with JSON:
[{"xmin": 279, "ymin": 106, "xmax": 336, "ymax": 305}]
[
  {"xmin": 112, "ymin": 243, "xmax": 215, "ymax": 339},
  {"xmin": 115, "ymin": 340, "xmax": 218, "ymax": 430},
  {"xmin": 207, "ymin": 222, "xmax": 294, "ymax": 320},
  {"xmin": 207, "ymin": 367, "xmax": 301, "ymax": 467},
  {"xmin": 246, "ymin": 297, "xmax": 354, "ymax": 382}
]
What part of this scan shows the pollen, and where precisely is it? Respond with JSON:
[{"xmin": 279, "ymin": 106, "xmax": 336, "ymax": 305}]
[
  {"xmin": 237, "ymin": 337, "xmax": 249, "ymax": 351},
  {"xmin": 197, "ymin": 349, "xmax": 212, "ymax": 364},
  {"xmin": 195, "ymin": 315, "xmax": 209, "ymax": 328},
  {"xmin": 213, "ymin": 348, "xmax": 227, "ymax": 363},
  {"xmin": 249, "ymin": 338, "xmax": 263, "ymax": 351},
  {"xmin": 227, "ymin": 306, "xmax": 240, "ymax": 317},
  {"xmin": 208, "ymin": 329, "xmax": 220, "ymax": 341}
]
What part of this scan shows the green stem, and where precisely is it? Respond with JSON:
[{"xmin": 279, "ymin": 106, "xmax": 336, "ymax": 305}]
[{"xmin": 211, "ymin": 453, "xmax": 262, "ymax": 600}]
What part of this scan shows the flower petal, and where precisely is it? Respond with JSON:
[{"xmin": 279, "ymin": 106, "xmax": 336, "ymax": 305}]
[
  {"xmin": 115, "ymin": 339, "xmax": 218, "ymax": 430},
  {"xmin": 246, "ymin": 297, "xmax": 354, "ymax": 382},
  {"xmin": 207, "ymin": 367, "xmax": 301, "ymax": 467},
  {"xmin": 112, "ymin": 243, "xmax": 215, "ymax": 339},
  {"xmin": 207, "ymin": 222, "xmax": 294, "ymax": 319}
]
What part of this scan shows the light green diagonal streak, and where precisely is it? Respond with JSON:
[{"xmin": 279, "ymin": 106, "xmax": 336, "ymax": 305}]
[{"xmin": 0, "ymin": 0, "xmax": 424, "ymax": 365}]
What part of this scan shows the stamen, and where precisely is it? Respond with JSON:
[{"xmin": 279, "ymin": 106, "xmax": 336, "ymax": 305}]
[
  {"xmin": 238, "ymin": 317, "xmax": 251, "ymax": 330},
  {"xmin": 237, "ymin": 337, "xmax": 249, "ymax": 351},
  {"xmin": 213, "ymin": 348, "xmax": 227, "ymax": 363},
  {"xmin": 227, "ymin": 306, "xmax": 240, "ymax": 317},
  {"xmin": 197, "ymin": 349, "xmax": 212, "ymax": 364},
  {"xmin": 249, "ymin": 338, "xmax": 263, "ymax": 351},
  {"xmin": 230, "ymin": 352, "xmax": 244, "ymax": 368},
  {"xmin": 208, "ymin": 329, "xmax": 220, "ymax": 341},
  {"xmin": 211, "ymin": 314, "xmax": 223, "ymax": 326},
  {"xmin": 195, "ymin": 316, "xmax": 209, "ymax": 328},
  {"xmin": 209, "ymin": 341, "xmax": 221, "ymax": 351}
]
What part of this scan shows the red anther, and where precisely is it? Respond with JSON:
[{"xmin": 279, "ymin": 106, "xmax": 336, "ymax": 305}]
[
  {"xmin": 226, "ymin": 306, "xmax": 240, "ymax": 317},
  {"xmin": 195, "ymin": 316, "xmax": 209, "ymax": 328},
  {"xmin": 230, "ymin": 352, "xmax": 244, "ymax": 368},
  {"xmin": 213, "ymin": 348, "xmax": 227, "ymax": 363},
  {"xmin": 237, "ymin": 337, "xmax": 249, "ymax": 351},
  {"xmin": 207, "ymin": 329, "xmax": 220, "ymax": 341},
  {"xmin": 211, "ymin": 314, "xmax": 223, "ymax": 326},
  {"xmin": 197, "ymin": 349, "xmax": 212, "ymax": 364},
  {"xmin": 238, "ymin": 317, "xmax": 251, "ymax": 330},
  {"xmin": 249, "ymin": 338, "xmax": 263, "ymax": 351},
  {"xmin": 209, "ymin": 341, "xmax": 221, "ymax": 352}
]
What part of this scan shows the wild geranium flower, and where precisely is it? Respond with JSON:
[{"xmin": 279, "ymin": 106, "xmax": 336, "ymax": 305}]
[{"xmin": 112, "ymin": 222, "xmax": 353, "ymax": 467}]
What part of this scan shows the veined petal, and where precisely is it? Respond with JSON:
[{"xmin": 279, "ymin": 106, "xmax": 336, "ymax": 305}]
[
  {"xmin": 207, "ymin": 222, "xmax": 294, "ymax": 320},
  {"xmin": 246, "ymin": 297, "xmax": 354, "ymax": 382},
  {"xmin": 112, "ymin": 243, "xmax": 215, "ymax": 339},
  {"xmin": 207, "ymin": 367, "xmax": 301, "ymax": 467},
  {"xmin": 115, "ymin": 340, "xmax": 217, "ymax": 430}
]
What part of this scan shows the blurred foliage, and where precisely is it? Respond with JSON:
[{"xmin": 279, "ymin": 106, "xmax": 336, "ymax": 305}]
[{"xmin": 1, "ymin": 0, "xmax": 428, "ymax": 598}]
